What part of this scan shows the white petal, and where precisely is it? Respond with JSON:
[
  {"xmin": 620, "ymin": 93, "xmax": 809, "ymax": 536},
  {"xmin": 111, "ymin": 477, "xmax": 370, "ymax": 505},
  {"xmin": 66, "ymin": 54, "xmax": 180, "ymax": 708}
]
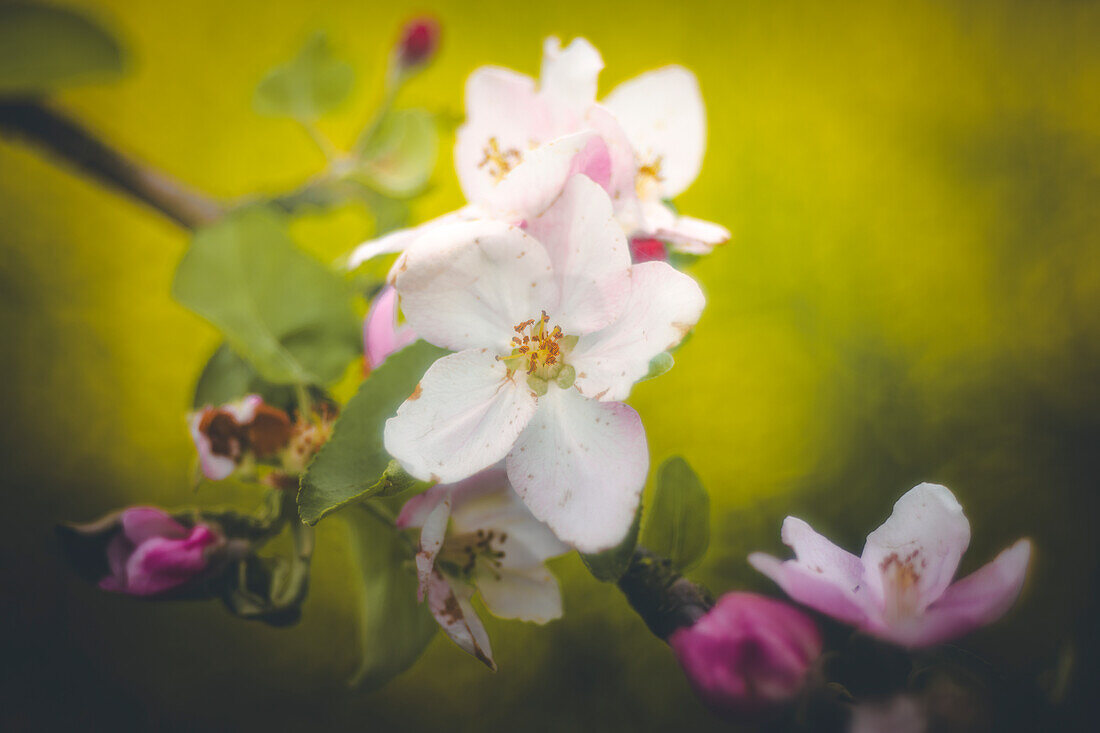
[
  {"xmin": 455, "ymin": 66, "xmax": 546, "ymax": 206},
  {"xmin": 506, "ymin": 386, "xmax": 648, "ymax": 553},
  {"xmin": 394, "ymin": 220, "xmax": 559, "ymax": 353},
  {"xmin": 525, "ymin": 175, "xmax": 632, "ymax": 334},
  {"xmin": 603, "ymin": 66, "xmax": 706, "ymax": 199},
  {"xmin": 414, "ymin": 492, "xmax": 453, "ymax": 600},
  {"xmin": 642, "ymin": 199, "xmax": 730, "ymax": 255},
  {"xmin": 749, "ymin": 552, "xmax": 872, "ymax": 628},
  {"xmin": 346, "ymin": 208, "xmax": 477, "ymax": 270},
  {"xmin": 483, "ymin": 131, "xmax": 597, "ymax": 220},
  {"xmin": 539, "ymin": 37, "xmax": 603, "ymax": 119},
  {"xmin": 385, "ymin": 349, "xmax": 539, "ymax": 483},
  {"xmin": 477, "ymin": 566, "xmax": 563, "ymax": 624},
  {"xmin": 571, "ymin": 262, "xmax": 705, "ymax": 401},
  {"xmin": 425, "ymin": 570, "xmax": 496, "ymax": 670},
  {"xmin": 861, "ymin": 483, "xmax": 971, "ymax": 614},
  {"xmin": 452, "ymin": 489, "xmax": 569, "ymax": 566}
]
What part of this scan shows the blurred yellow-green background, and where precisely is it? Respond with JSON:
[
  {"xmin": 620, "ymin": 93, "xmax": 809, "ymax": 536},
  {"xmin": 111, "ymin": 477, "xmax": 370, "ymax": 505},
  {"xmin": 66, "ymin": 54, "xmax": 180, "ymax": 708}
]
[{"xmin": 3, "ymin": 0, "xmax": 1100, "ymax": 729}]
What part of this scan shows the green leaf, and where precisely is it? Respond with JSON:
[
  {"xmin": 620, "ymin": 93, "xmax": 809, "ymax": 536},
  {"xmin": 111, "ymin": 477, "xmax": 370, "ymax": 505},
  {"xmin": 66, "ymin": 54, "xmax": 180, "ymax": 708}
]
[
  {"xmin": 253, "ymin": 31, "xmax": 353, "ymax": 121},
  {"xmin": 0, "ymin": 3, "xmax": 124, "ymax": 94},
  {"xmin": 172, "ymin": 206, "xmax": 361, "ymax": 387},
  {"xmin": 641, "ymin": 352, "xmax": 674, "ymax": 382},
  {"xmin": 345, "ymin": 506, "xmax": 437, "ymax": 689},
  {"xmin": 358, "ymin": 109, "xmax": 438, "ymax": 197},
  {"xmin": 581, "ymin": 498, "xmax": 644, "ymax": 582},
  {"xmin": 297, "ymin": 341, "xmax": 447, "ymax": 524},
  {"xmin": 641, "ymin": 456, "xmax": 710, "ymax": 571}
]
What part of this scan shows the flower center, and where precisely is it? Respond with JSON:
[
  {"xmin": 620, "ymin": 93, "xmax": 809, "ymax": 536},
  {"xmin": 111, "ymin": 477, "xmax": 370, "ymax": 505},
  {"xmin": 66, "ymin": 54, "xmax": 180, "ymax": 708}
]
[
  {"xmin": 440, "ymin": 529, "xmax": 508, "ymax": 580},
  {"xmin": 498, "ymin": 311, "xmax": 580, "ymax": 385},
  {"xmin": 879, "ymin": 551, "xmax": 923, "ymax": 623},
  {"xmin": 635, "ymin": 155, "xmax": 665, "ymax": 199},
  {"xmin": 478, "ymin": 136, "xmax": 522, "ymax": 182}
]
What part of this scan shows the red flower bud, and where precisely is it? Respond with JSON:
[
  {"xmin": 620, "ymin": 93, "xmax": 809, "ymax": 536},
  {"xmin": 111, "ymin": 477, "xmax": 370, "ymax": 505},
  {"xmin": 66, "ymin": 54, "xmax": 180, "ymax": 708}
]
[
  {"xmin": 396, "ymin": 16, "xmax": 440, "ymax": 70},
  {"xmin": 669, "ymin": 592, "xmax": 821, "ymax": 719},
  {"xmin": 629, "ymin": 237, "xmax": 669, "ymax": 263}
]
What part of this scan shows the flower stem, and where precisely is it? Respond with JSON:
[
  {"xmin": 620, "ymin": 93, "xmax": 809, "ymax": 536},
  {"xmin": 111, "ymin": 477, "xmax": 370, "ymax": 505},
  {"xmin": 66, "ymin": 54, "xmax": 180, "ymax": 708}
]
[
  {"xmin": 0, "ymin": 99, "xmax": 223, "ymax": 229},
  {"xmin": 615, "ymin": 548, "xmax": 714, "ymax": 640}
]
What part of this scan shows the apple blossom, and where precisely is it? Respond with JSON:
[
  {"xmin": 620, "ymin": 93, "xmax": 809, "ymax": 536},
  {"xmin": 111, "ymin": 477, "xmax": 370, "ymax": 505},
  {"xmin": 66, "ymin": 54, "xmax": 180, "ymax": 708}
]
[
  {"xmin": 75, "ymin": 507, "xmax": 226, "ymax": 596},
  {"xmin": 347, "ymin": 36, "xmax": 728, "ymax": 270},
  {"xmin": 188, "ymin": 395, "xmax": 293, "ymax": 480},
  {"xmin": 383, "ymin": 174, "xmax": 705, "ymax": 552},
  {"xmin": 396, "ymin": 464, "xmax": 568, "ymax": 668},
  {"xmin": 669, "ymin": 592, "xmax": 822, "ymax": 719},
  {"xmin": 363, "ymin": 285, "xmax": 418, "ymax": 371},
  {"xmin": 749, "ymin": 483, "xmax": 1032, "ymax": 648}
]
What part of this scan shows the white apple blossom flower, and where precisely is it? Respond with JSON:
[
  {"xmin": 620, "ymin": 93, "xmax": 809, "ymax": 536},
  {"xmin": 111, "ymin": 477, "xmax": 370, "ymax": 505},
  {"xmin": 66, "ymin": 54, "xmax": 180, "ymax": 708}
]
[
  {"xmin": 384, "ymin": 175, "xmax": 705, "ymax": 552},
  {"xmin": 347, "ymin": 36, "xmax": 728, "ymax": 270},
  {"xmin": 395, "ymin": 464, "xmax": 568, "ymax": 669}
]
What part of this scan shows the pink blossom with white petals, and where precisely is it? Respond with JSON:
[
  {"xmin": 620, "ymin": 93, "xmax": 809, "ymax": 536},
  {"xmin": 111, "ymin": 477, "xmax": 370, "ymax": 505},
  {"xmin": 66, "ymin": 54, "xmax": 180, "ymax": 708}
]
[
  {"xmin": 347, "ymin": 37, "xmax": 728, "ymax": 270},
  {"xmin": 384, "ymin": 175, "xmax": 705, "ymax": 552},
  {"xmin": 396, "ymin": 465, "xmax": 568, "ymax": 668},
  {"xmin": 749, "ymin": 483, "xmax": 1032, "ymax": 648}
]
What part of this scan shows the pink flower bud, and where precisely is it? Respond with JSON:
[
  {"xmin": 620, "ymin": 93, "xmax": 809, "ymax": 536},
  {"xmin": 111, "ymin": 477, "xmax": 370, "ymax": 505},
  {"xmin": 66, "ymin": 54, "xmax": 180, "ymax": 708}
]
[
  {"xmin": 396, "ymin": 16, "xmax": 440, "ymax": 70},
  {"xmin": 629, "ymin": 237, "xmax": 669, "ymax": 263},
  {"xmin": 669, "ymin": 592, "xmax": 822, "ymax": 719},
  {"xmin": 98, "ymin": 507, "xmax": 223, "ymax": 596}
]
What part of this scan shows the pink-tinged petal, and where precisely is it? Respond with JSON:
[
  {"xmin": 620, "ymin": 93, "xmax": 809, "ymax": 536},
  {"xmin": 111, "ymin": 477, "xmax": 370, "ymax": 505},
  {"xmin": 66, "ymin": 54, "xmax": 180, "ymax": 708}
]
[
  {"xmin": 483, "ymin": 131, "xmax": 598, "ymax": 220},
  {"xmin": 506, "ymin": 386, "xmax": 648, "ymax": 553},
  {"xmin": 655, "ymin": 214, "xmax": 731, "ymax": 255},
  {"xmin": 525, "ymin": 175, "xmax": 632, "ymax": 335},
  {"xmin": 385, "ymin": 349, "xmax": 539, "ymax": 483},
  {"xmin": 425, "ymin": 570, "xmax": 496, "ymax": 670},
  {"xmin": 415, "ymin": 493, "xmax": 453, "ymax": 601},
  {"xmin": 395, "ymin": 484, "xmax": 450, "ymax": 529},
  {"xmin": 640, "ymin": 199, "xmax": 730, "ymax": 254},
  {"xmin": 394, "ymin": 220, "xmax": 558, "ymax": 353},
  {"xmin": 347, "ymin": 208, "xmax": 477, "ymax": 270},
  {"xmin": 782, "ymin": 516, "xmax": 865, "ymax": 594},
  {"xmin": 477, "ymin": 566, "xmax": 563, "ymax": 623},
  {"xmin": 539, "ymin": 37, "xmax": 602, "ymax": 119},
  {"xmin": 568, "ymin": 134, "xmax": 611, "ymax": 191},
  {"xmin": 364, "ymin": 286, "xmax": 418, "ymax": 370},
  {"xmin": 118, "ymin": 507, "xmax": 190, "ymax": 544},
  {"xmin": 571, "ymin": 262, "xmax": 705, "ymax": 402},
  {"xmin": 446, "ymin": 463, "xmax": 511, "ymax": 507},
  {"xmin": 121, "ymin": 525, "xmax": 219, "ymax": 596},
  {"xmin": 748, "ymin": 552, "xmax": 872, "ymax": 627},
  {"xmin": 603, "ymin": 65, "xmax": 706, "ymax": 199},
  {"xmin": 861, "ymin": 483, "xmax": 971, "ymax": 615},
  {"xmin": 585, "ymin": 104, "xmax": 643, "ymax": 221},
  {"xmin": 455, "ymin": 66, "xmax": 547, "ymax": 205},
  {"xmin": 101, "ymin": 534, "xmax": 133, "ymax": 591},
  {"xmin": 883, "ymin": 539, "xmax": 1032, "ymax": 648}
]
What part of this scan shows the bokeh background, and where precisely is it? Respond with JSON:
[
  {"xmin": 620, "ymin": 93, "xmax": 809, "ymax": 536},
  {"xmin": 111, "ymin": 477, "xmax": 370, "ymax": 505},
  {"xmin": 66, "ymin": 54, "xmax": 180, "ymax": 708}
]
[{"xmin": 3, "ymin": 0, "xmax": 1100, "ymax": 730}]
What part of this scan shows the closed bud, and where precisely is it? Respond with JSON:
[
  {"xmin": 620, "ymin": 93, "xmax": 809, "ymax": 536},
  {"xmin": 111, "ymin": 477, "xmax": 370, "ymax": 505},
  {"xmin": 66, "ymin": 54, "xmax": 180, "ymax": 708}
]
[
  {"xmin": 395, "ymin": 16, "xmax": 440, "ymax": 72},
  {"xmin": 629, "ymin": 237, "xmax": 669, "ymax": 264},
  {"xmin": 669, "ymin": 592, "xmax": 821, "ymax": 719},
  {"xmin": 58, "ymin": 507, "xmax": 225, "ymax": 597}
]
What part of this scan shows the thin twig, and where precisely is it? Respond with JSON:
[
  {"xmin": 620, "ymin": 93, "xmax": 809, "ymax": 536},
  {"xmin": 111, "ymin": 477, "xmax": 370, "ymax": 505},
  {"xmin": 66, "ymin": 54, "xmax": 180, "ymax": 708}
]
[{"xmin": 0, "ymin": 98, "xmax": 223, "ymax": 230}]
